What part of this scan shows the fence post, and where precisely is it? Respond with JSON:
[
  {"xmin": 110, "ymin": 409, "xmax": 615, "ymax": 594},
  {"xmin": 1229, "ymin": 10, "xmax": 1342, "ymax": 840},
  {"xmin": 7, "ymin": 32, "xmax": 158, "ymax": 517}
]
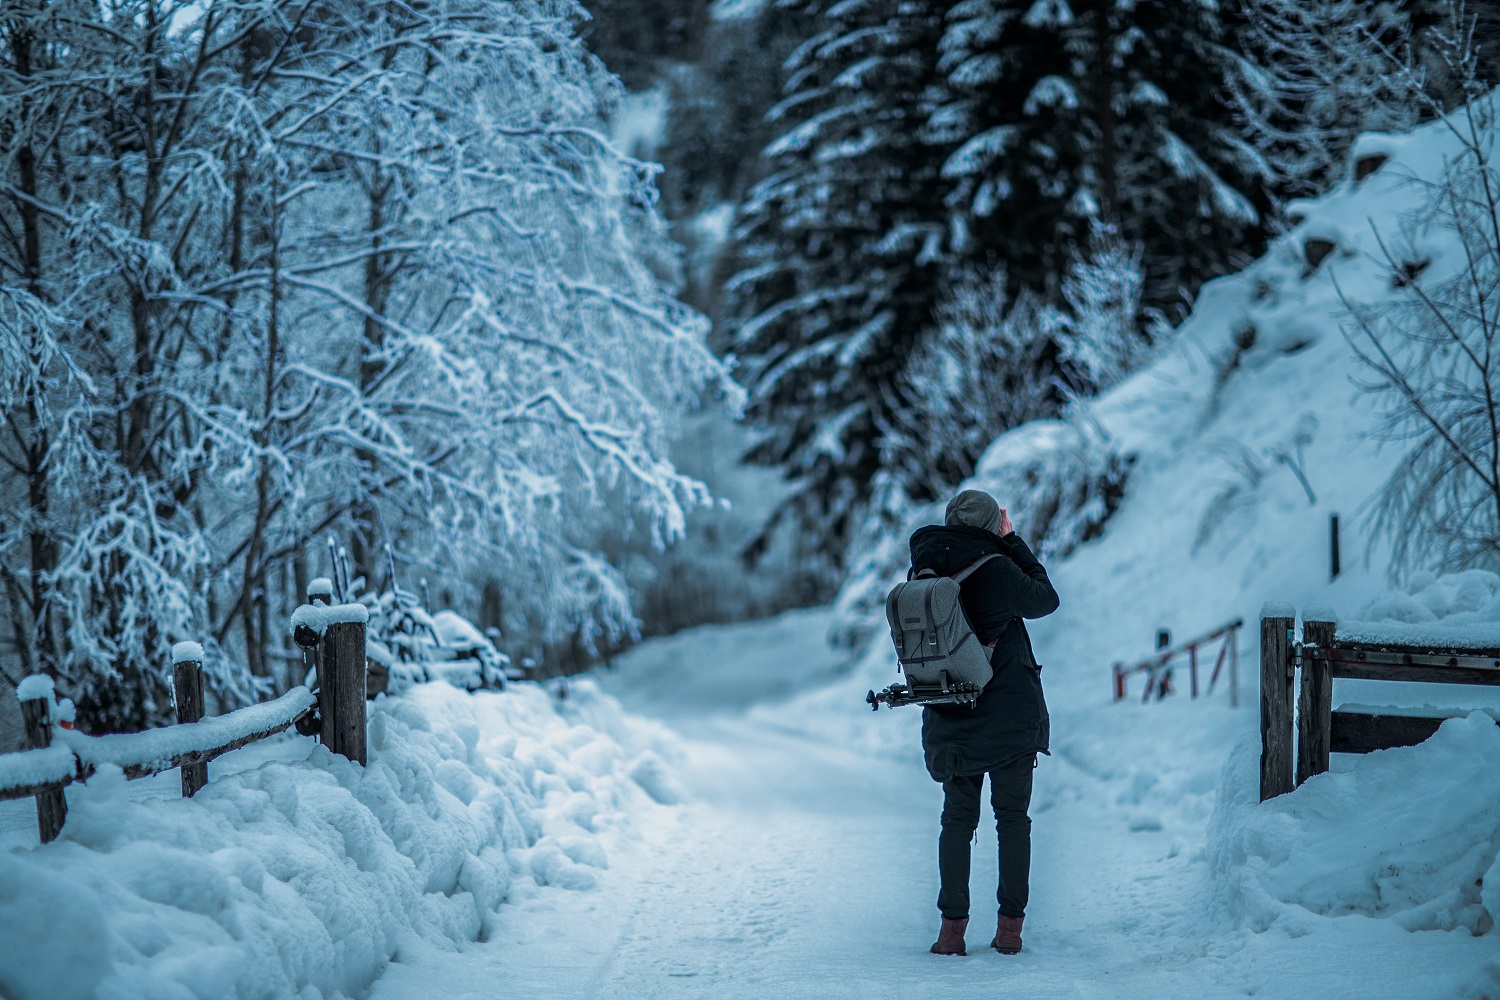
[
  {"xmin": 1260, "ymin": 609, "xmax": 1296, "ymax": 801},
  {"xmin": 1330, "ymin": 514, "xmax": 1341, "ymax": 581},
  {"xmin": 19, "ymin": 684, "xmax": 67, "ymax": 843},
  {"xmin": 1296, "ymin": 616, "xmax": 1336, "ymax": 786},
  {"xmin": 1112, "ymin": 663, "xmax": 1125, "ymax": 702},
  {"xmin": 1229, "ymin": 624, "xmax": 1240, "ymax": 709},
  {"xmin": 323, "ymin": 614, "xmax": 368, "ymax": 766},
  {"xmin": 1189, "ymin": 645, "xmax": 1200, "ymax": 699},
  {"xmin": 172, "ymin": 644, "xmax": 207, "ymax": 797}
]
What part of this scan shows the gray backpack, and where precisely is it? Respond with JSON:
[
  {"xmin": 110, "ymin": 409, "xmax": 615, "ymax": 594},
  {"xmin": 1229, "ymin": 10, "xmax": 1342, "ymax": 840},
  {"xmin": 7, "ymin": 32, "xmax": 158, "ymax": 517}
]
[{"xmin": 885, "ymin": 555, "xmax": 1000, "ymax": 692}]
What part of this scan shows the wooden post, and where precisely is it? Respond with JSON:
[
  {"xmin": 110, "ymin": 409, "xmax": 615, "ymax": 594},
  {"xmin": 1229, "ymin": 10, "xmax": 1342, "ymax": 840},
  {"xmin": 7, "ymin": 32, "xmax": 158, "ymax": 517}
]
[
  {"xmin": 1296, "ymin": 617, "xmax": 1337, "ymax": 786},
  {"xmin": 1112, "ymin": 663, "xmax": 1125, "ymax": 702},
  {"xmin": 323, "ymin": 618, "xmax": 368, "ymax": 766},
  {"xmin": 19, "ymin": 693, "xmax": 67, "ymax": 843},
  {"xmin": 1189, "ymin": 645, "xmax": 1200, "ymax": 699},
  {"xmin": 1330, "ymin": 515, "xmax": 1341, "ymax": 581},
  {"xmin": 1260, "ymin": 611, "xmax": 1296, "ymax": 801},
  {"xmin": 173, "ymin": 650, "xmax": 207, "ymax": 797},
  {"xmin": 1229, "ymin": 624, "xmax": 1240, "ymax": 709}
]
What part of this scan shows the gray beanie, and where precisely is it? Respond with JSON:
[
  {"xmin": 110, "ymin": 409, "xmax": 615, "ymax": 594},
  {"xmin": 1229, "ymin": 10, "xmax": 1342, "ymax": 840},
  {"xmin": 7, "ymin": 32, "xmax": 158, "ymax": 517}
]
[{"xmin": 945, "ymin": 489, "xmax": 1002, "ymax": 533}]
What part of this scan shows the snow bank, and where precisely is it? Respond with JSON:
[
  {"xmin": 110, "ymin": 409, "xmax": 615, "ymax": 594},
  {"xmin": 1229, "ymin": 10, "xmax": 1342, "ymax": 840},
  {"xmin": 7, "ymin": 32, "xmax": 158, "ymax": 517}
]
[
  {"xmin": 0, "ymin": 679, "xmax": 679, "ymax": 1000},
  {"xmin": 1210, "ymin": 714, "xmax": 1500, "ymax": 936}
]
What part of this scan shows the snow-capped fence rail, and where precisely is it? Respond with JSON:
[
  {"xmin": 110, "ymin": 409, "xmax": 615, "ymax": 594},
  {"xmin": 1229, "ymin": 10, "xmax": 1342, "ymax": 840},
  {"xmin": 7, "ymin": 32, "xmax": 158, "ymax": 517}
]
[
  {"xmin": 0, "ymin": 672, "xmax": 317, "ymax": 843},
  {"xmin": 1112, "ymin": 618, "xmax": 1242, "ymax": 705},
  {"xmin": 1259, "ymin": 606, "xmax": 1500, "ymax": 801},
  {"xmin": 1, "ymin": 601, "xmax": 381, "ymax": 844}
]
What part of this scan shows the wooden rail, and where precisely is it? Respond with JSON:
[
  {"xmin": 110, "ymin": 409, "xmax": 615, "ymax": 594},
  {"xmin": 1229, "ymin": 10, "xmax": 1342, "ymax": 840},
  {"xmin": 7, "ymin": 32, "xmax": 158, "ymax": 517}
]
[
  {"xmin": 1112, "ymin": 619, "xmax": 1242, "ymax": 706},
  {"xmin": 2, "ymin": 598, "xmax": 369, "ymax": 844},
  {"xmin": 1260, "ymin": 607, "xmax": 1500, "ymax": 801}
]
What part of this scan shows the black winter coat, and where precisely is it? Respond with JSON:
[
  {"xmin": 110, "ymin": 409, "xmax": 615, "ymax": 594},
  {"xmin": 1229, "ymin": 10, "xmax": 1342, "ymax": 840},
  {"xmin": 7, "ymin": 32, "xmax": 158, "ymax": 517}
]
[{"xmin": 909, "ymin": 524, "xmax": 1059, "ymax": 782}]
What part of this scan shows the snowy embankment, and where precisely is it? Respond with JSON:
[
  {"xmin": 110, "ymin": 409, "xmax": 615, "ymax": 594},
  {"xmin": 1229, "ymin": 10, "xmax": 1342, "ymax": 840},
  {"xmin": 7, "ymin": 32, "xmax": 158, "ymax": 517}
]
[
  {"xmin": 0, "ymin": 681, "xmax": 680, "ymax": 1000},
  {"xmin": 789, "ymin": 103, "xmax": 1500, "ymax": 993}
]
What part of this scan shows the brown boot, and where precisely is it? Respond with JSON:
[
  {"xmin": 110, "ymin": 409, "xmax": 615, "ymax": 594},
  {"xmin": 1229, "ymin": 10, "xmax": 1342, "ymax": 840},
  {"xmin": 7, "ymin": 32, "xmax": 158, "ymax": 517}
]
[
  {"xmin": 991, "ymin": 913, "xmax": 1024, "ymax": 955},
  {"xmin": 930, "ymin": 916, "xmax": 968, "ymax": 956}
]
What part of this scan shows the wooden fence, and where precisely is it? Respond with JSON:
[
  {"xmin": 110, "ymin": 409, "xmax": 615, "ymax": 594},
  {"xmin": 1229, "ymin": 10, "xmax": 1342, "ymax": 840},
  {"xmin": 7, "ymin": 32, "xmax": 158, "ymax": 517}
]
[
  {"xmin": 1259, "ymin": 606, "xmax": 1500, "ymax": 801},
  {"xmin": 1113, "ymin": 618, "xmax": 1243, "ymax": 706},
  {"xmin": 0, "ymin": 599, "xmax": 371, "ymax": 844}
]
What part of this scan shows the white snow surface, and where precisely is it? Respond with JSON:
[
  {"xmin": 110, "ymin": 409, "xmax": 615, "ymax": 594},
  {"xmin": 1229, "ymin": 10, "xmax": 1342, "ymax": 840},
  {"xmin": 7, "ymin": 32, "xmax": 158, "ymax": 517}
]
[
  {"xmin": 55, "ymin": 688, "xmax": 316, "ymax": 773},
  {"xmin": 0, "ymin": 681, "xmax": 677, "ymax": 999},
  {"xmin": 15, "ymin": 675, "xmax": 53, "ymax": 703},
  {"xmin": 170, "ymin": 641, "xmax": 204, "ymax": 665},
  {"xmin": 290, "ymin": 602, "xmax": 369, "ymax": 635},
  {"xmin": 1336, "ymin": 618, "xmax": 1500, "ymax": 651},
  {"xmin": 0, "ymin": 745, "xmax": 76, "ymax": 794}
]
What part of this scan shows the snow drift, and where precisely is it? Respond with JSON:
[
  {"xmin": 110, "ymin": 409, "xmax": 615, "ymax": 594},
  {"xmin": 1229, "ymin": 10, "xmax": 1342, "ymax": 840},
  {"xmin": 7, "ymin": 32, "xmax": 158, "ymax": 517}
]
[{"xmin": 0, "ymin": 681, "xmax": 678, "ymax": 1000}]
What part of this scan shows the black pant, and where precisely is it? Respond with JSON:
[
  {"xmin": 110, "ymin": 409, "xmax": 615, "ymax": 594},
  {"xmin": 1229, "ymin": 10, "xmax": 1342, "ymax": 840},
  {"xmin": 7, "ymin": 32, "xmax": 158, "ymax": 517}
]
[{"xmin": 937, "ymin": 753, "xmax": 1034, "ymax": 920}]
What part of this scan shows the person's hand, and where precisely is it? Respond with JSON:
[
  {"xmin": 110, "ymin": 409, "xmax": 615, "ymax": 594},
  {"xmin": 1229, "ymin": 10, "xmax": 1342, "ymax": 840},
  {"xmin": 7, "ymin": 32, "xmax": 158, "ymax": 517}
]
[{"xmin": 998, "ymin": 507, "xmax": 1015, "ymax": 537}]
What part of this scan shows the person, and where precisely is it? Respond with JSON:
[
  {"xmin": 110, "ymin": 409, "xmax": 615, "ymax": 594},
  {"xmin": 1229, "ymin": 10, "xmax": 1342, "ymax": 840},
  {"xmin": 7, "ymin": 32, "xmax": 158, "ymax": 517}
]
[{"xmin": 913, "ymin": 489, "xmax": 1059, "ymax": 958}]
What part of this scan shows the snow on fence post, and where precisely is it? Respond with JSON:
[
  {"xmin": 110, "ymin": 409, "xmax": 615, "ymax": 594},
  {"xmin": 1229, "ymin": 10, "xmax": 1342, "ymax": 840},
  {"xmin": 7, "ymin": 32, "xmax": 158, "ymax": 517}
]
[
  {"xmin": 1259, "ymin": 605, "xmax": 1297, "ymax": 801},
  {"xmin": 291, "ymin": 603, "xmax": 368, "ymax": 766},
  {"xmin": 17, "ymin": 676, "xmax": 67, "ymax": 843},
  {"xmin": 172, "ymin": 642, "xmax": 208, "ymax": 797},
  {"xmin": 1296, "ymin": 614, "xmax": 1337, "ymax": 787}
]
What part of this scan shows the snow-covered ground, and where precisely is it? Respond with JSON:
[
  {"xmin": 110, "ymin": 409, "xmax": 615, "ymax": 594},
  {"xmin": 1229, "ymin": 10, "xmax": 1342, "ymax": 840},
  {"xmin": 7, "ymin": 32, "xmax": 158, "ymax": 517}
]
[
  {"xmin": 361, "ymin": 603, "xmax": 1498, "ymax": 1000},
  {"xmin": 367, "ymin": 103, "xmax": 1500, "ymax": 999}
]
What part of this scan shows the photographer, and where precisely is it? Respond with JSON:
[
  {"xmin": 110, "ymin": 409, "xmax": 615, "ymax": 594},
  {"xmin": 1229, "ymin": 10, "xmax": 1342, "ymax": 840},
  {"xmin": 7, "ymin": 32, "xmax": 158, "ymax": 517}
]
[{"xmin": 911, "ymin": 489, "xmax": 1059, "ymax": 957}]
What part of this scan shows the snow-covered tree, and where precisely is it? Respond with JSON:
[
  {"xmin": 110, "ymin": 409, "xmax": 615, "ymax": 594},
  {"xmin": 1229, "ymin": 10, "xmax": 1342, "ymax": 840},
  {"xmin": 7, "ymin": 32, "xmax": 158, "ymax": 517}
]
[
  {"xmin": 1228, "ymin": 0, "xmax": 1422, "ymax": 197},
  {"xmin": 0, "ymin": 0, "xmax": 734, "ymax": 730},
  {"xmin": 1344, "ymin": 8, "xmax": 1500, "ymax": 574},
  {"xmin": 1052, "ymin": 223, "xmax": 1154, "ymax": 395},
  {"xmin": 932, "ymin": 0, "xmax": 1270, "ymax": 316},
  {"xmin": 891, "ymin": 268, "xmax": 1054, "ymax": 494},
  {"xmin": 726, "ymin": 0, "xmax": 950, "ymax": 568}
]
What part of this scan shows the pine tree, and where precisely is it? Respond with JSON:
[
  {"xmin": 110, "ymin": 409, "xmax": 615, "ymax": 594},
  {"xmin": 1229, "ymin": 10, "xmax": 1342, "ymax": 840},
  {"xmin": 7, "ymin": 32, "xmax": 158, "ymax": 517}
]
[
  {"xmin": 933, "ymin": 0, "xmax": 1271, "ymax": 317},
  {"xmin": 727, "ymin": 0, "xmax": 951, "ymax": 567}
]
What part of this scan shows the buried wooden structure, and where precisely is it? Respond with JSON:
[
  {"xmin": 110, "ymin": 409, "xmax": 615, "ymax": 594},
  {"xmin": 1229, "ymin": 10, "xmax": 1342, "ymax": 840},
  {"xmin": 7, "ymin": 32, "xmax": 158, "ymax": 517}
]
[
  {"xmin": 1259, "ymin": 608, "xmax": 1500, "ymax": 801},
  {"xmin": 1, "ymin": 596, "xmax": 369, "ymax": 844}
]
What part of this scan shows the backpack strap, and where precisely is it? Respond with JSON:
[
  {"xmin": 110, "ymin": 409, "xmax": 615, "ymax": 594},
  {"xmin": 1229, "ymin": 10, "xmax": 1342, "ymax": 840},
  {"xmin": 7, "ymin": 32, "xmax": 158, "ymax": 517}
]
[{"xmin": 951, "ymin": 553, "xmax": 1000, "ymax": 584}]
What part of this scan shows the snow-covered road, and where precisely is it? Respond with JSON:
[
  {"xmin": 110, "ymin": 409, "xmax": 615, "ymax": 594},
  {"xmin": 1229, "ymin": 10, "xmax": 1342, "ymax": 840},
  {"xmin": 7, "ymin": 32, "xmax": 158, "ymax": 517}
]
[{"xmin": 366, "ymin": 610, "xmax": 1493, "ymax": 1000}]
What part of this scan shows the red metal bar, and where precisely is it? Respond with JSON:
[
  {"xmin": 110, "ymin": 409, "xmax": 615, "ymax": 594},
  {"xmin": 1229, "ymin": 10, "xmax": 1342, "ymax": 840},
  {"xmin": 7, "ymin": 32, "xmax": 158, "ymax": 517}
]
[
  {"xmin": 1209, "ymin": 636, "xmax": 1230, "ymax": 690},
  {"xmin": 1113, "ymin": 664, "xmax": 1126, "ymax": 702}
]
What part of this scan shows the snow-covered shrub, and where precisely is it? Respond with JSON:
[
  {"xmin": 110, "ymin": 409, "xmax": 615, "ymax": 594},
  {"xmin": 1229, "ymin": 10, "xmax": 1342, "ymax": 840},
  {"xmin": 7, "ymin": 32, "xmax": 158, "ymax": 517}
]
[
  {"xmin": 1228, "ymin": 0, "xmax": 1422, "ymax": 197},
  {"xmin": 893, "ymin": 268, "xmax": 1054, "ymax": 496},
  {"xmin": 1051, "ymin": 223, "xmax": 1156, "ymax": 396},
  {"xmin": 970, "ymin": 416, "xmax": 1133, "ymax": 562},
  {"xmin": 1342, "ymin": 42, "xmax": 1500, "ymax": 576},
  {"xmin": 0, "ymin": 680, "xmax": 678, "ymax": 999},
  {"xmin": 830, "ymin": 414, "xmax": 1130, "ymax": 643}
]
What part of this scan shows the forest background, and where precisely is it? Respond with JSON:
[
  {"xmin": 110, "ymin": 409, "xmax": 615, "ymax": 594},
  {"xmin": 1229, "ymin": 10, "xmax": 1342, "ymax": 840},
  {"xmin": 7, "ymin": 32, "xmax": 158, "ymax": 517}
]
[{"xmin": 1, "ymin": 0, "xmax": 1493, "ymax": 737}]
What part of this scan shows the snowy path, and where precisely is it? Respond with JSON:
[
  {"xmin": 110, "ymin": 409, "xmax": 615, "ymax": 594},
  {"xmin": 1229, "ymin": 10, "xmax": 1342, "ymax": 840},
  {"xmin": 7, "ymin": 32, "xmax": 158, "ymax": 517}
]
[{"xmin": 367, "ymin": 612, "xmax": 1490, "ymax": 1000}]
